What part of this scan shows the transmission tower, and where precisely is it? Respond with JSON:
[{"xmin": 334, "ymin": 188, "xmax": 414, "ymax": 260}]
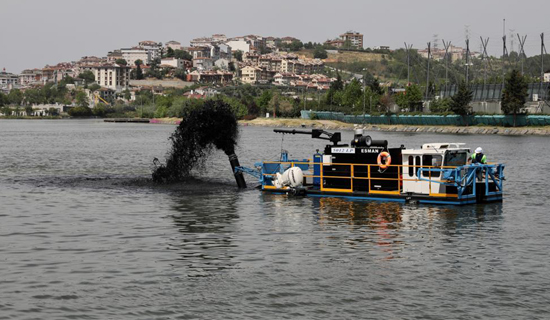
[
  {"xmin": 517, "ymin": 34, "xmax": 527, "ymax": 75},
  {"xmin": 502, "ymin": 35, "xmax": 508, "ymax": 87},
  {"xmin": 541, "ymin": 33, "xmax": 547, "ymax": 99},
  {"xmin": 465, "ymin": 39, "xmax": 471, "ymax": 84},
  {"xmin": 433, "ymin": 34, "xmax": 439, "ymax": 51},
  {"xmin": 442, "ymin": 39, "xmax": 452, "ymax": 93},
  {"xmin": 464, "ymin": 25, "xmax": 470, "ymax": 41},
  {"xmin": 425, "ymin": 42, "xmax": 431, "ymax": 100},
  {"xmin": 404, "ymin": 42, "xmax": 413, "ymax": 85},
  {"xmin": 509, "ymin": 29, "xmax": 516, "ymax": 53},
  {"xmin": 480, "ymin": 37, "xmax": 490, "ymax": 87}
]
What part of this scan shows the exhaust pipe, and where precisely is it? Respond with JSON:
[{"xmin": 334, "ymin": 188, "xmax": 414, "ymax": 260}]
[{"xmin": 228, "ymin": 153, "xmax": 247, "ymax": 189}]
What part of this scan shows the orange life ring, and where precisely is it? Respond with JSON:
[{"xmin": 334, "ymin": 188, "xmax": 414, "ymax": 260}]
[{"xmin": 377, "ymin": 151, "xmax": 391, "ymax": 169}]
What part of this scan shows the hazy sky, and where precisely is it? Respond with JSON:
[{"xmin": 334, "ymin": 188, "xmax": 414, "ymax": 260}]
[{"xmin": 2, "ymin": 0, "xmax": 550, "ymax": 73}]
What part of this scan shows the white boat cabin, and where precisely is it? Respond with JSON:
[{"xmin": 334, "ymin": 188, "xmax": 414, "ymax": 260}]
[{"xmin": 402, "ymin": 143, "xmax": 470, "ymax": 195}]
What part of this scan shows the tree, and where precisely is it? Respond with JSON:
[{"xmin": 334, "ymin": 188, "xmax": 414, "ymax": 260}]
[
  {"xmin": 326, "ymin": 73, "xmax": 344, "ymax": 107},
  {"xmin": 343, "ymin": 40, "xmax": 353, "ymax": 49},
  {"xmin": 166, "ymin": 47, "xmax": 175, "ymax": 58},
  {"xmin": 8, "ymin": 89, "xmax": 24, "ymax": 105},
  {"xmin": 1, "ymin": 106, "xmax": 12, "ymax": 116},
  {"xmin": 289, "ymin": 40, "xmax": 303, "ymax": 52},
  {"xmin": 268, "ymin": 93, "xmax": 281, "ymax": 117},
  {"xmin": 68, "ymin": 106, "xmax": 92, "ymax": 117},
  {"xmin": 406, "ymin": 84, "xmax": 423, "ymax": 112},
  {"xmin": 0, "ymin": 92, "xmax": 7, "ymax": 106},
  {"xmin": 61, "ymin": 75, "xmax": 75, "ymax": 84},
  {"xmin": 123, "ymin": 89, "xmax": 131, "ymax": 101},
  {"xmin": 395, "ymin": 84, "xmax": 423, "ymax": 112},
  {"xmin": 78, "ymin": 71, "xmax": 95, "ymax": 87},
  {"xmin": 234, "ymin": 50, "xmax": 243, "ymax": 62},
  {"xmin": 25, "ymin": 105, "xmax": 34, "ymax": 116},
  {"xmin": 48, "ymin": 107, "xmax": 59, "ymax": 116},
  {"xmin": 174, "ymin": 68, "xmax": 187, "ymax": 81},
  {"xmin": 89, "ymin": 83, "xmax": 101, "ymax": 92},
  {"xmin": 75, "ymin": 90, "xmax": 89, "ymax": 108},
  {"xmin": 174, "ymin": 49, "xmax": 192, "ymax": 60},
  {"xmin": 429, "ymin": 97, "xmax": 451, "ymax": 113},
  {"xmin": 257, "ymin": 90, "xmax": 273, "ymax": 112},
  {"xmin": 343, "ymin": 78, "xmax": 363, "ymax": 109},
  {"xmin": 24, "ymin": 88, "xmax": 44, "ymax": 105},
  {"xmin": 115, "ymin": 58, "xmax": 128, "ymax": 66},
  {"xmin": 313, "ymin": 47, "xmax": 328, "ymax": 59},
  {"xmin": 367, "ymin": 76, "xmax": 383, "ymax": 96},
  {"xmin": 450, "ymin": 81, "xmax": 473, "ymax": 125},
  {"xmin": 501, "ymin": 69, "xmax": 528, "ymax": 127},
  {"xmin": 135, "ymin": 59, "xmax": 144, "ymax": 80}
]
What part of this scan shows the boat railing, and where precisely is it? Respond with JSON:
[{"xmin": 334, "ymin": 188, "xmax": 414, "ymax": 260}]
[{"xmin": 259, "ymin": 160, "xmax": 504, "ymax": 198}]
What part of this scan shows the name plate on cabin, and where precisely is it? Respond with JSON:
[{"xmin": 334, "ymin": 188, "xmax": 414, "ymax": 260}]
[
  {"xmin": 331, "ymin": 148, "xmax": 355, "ymax": 154},
  {"xmin": 361, "ymin": 148, "xmax": 384, "ymax": 154}
]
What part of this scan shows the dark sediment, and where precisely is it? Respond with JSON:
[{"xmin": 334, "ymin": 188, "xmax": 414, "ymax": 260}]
[{"xmin": 152, "ymin": 100, "xmax": 239, "ymax": 183}]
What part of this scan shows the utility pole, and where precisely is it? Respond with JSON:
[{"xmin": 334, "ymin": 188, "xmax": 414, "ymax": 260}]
[
  {"xmin": 465, "ymin": 39, "xmax": 470, "ymax": 84},
  {"xmin": 362, "ymin": 72, "xmax": 366, "ymax": 118},
  {"xmin": 425, "ymin": 42, "xmax": 431, "ymax": 101},
  {"xmin": 502, "ymin": 35, "xmax": 508, "ymax": 88},
  {"xmin": 404, "ymin": 42, "xmax": 413, "ymax": 85},
  {"xmin": 541, "ymin": 33, "xmax": 547, "ymax": 100},
  {"xmin": 442, "ymin": 39, "xmax": 451, "ymax": 94},
  {"xmin": 303, "ymin": 87, "xmax": 306, "ymax": 111},
  {"xmin": 502, "ymin": 19, "xmax": 507, "ymax": 88}
]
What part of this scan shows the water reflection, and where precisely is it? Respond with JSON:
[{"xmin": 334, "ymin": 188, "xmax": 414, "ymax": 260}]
[
  {"xmin": 315, "ymin": 198, "xmax": 403, "ymax": 227},
  {"xmin": 167, "ymin": 185, "xmax": 241, "ymax": 274}
]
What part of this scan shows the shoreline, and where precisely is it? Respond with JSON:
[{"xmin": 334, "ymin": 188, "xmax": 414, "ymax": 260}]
[
  {"xmin": 3, "ymin": 116, "xmax": 550, "ymax": 135},
  {"xmin": 239, "ymin": 118, "xmax": 550, "ymax": 136}
]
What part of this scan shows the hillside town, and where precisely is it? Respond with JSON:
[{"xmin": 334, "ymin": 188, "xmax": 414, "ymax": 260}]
[
  {"xmin": 2, "ymin": 29, "xmax": 550, "ymax": 118},
  {"xmin": 0, "ymin": 33, "xmax": 356, "ymax": 102}
]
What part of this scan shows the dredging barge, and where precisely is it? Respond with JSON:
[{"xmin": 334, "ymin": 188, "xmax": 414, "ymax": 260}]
[{"xmin": 236, "ymin": 128, "xmax": 505, "ymax": 205}]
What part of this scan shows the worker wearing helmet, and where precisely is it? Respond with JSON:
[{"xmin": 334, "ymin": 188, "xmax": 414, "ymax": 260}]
[{"xmin": 468, "ymin": 147, "xmax": 487, "ymax": 164}]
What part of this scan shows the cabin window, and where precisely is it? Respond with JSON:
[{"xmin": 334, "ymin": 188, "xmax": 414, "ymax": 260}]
[
  {"xmin": 422, "ymin": 155, "xmax": 442, "ymax": 178},
  {"xmin": 444, "ymin": 152, "xmax": 467, "ymax": 167},
  {"xmin": 415, "ymin": 156, "xmax": 421, "ymax": 177},
  {"xmin": 408, "ymin": 156, "xmax": 414, "ymax": 177}
]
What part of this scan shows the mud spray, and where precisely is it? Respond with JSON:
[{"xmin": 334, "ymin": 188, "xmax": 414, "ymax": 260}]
[{"xmin": 152, "ymin": 99, "xmax": 246, "ymax": 188}]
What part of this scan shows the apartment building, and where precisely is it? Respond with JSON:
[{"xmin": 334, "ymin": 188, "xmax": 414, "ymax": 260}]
[
  {"xmin": 0, "ymin": 69, "xmax": 18, "ymax": 89},
  {"xmin": 240, "ymin": 66, "xmax": 261, "ymax": 84},
  {"xmin": 19, "ymin": 69, "xmax": 43, "ymax": 85},
  {"xmin": 138, "ymin": 40, "xmax": 162, "ymax": 61},
  {"xmin": 121, "ymin": 48, "xmax": 151, "ymax": 66},
  {"xmin": 340, "ymin": 31, "xmax": 363, "ymax": 48},
  {"xmin": 89, "ymin": 63, "xmax": 130, "ymax": 92},
  {"xmin": 165, "ymin": 40, "xmax": 183, "ymax": 51}
]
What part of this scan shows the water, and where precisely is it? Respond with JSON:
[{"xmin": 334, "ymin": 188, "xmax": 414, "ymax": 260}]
[{"xmin": 1, "ymin": 119, "xmax": 549, "ymax": 319}]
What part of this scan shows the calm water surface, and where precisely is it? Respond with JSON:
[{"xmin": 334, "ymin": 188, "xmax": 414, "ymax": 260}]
[{"xmin": 0, "ymin": 119, "xmax": 549, "ymax": 319}]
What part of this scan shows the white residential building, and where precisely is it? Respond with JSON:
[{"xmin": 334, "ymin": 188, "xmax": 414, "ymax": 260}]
[
  {"xmin": 165, "ymin": 40, "xmax": 182, "ymax": 51},
  {"xmin": 193, "ymin": 57, "xmax": 214, "ymax": 71},
  {"xmin": 0, "ymin": 69, "xmax": 19, "ymax": 89},
  {"xmin": 225, "ymin": 40, "xmax": 250, "ymax": 54},
  {"xmin": 89, "ymin": 64, "xmax": 130, "ymax": 92},
  {"xmin": 214, "ymin": 58, "xmax": 230, "ymax": 70},
  {"xmin": 121, "ymin": 48, "xmax": 151, "ymax": 66},
  {"xmin": 160, "ymin": 58, "xmax": 184, "ymax": 69},
  {"xmin": 138, "ymin": 40, "xmax": 162, "ymax": 61}
]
